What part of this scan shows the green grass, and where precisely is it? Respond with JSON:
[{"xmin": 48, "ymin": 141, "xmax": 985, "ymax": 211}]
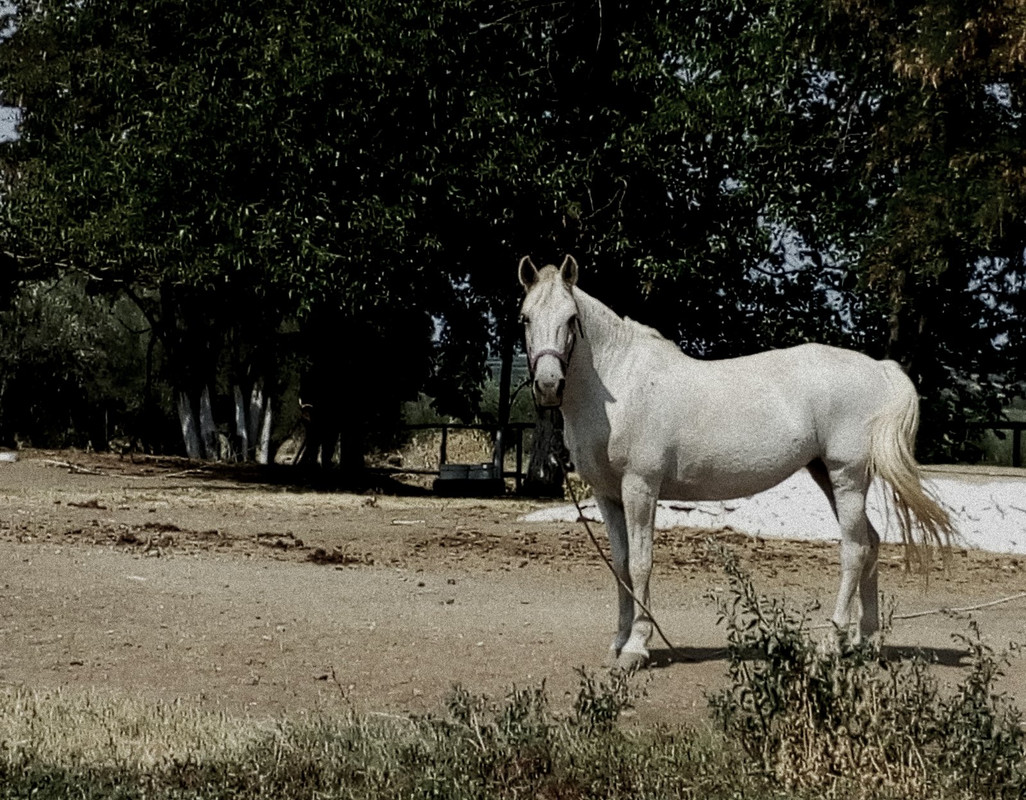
[{"xmin": 2, "ymin": 548, "xmax": 1023, "ymax": 799}]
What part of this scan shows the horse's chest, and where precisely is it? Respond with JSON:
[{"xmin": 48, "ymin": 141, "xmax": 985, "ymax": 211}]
[{"xmin": 563, "ymin": 420, "xmax": 621, "ymax": 494}]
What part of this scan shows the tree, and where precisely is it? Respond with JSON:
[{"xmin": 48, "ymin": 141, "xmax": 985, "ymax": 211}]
[
  {"xmin": 615, "ymin": 0, "xmax": 1026, "ymax": 458},
  {"xmin": 0, "ymin": 278, "xmax": 151, "ymax": 449},
  {"xmin": 0, "ymin": 0, "xmax": 447, "ymax": 462},
  {"xmin": 755, "ymin": 0, "xmax": 1026, "ymax": 456},
  {"xmin": 2, "ymin": 0, "xmax": 1023, "ymax": 468}
]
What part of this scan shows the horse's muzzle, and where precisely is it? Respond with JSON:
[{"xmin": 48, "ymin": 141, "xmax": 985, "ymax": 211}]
[{"xmin": 533, "ymin": 376, "xmax": 565, "ymax": 407}]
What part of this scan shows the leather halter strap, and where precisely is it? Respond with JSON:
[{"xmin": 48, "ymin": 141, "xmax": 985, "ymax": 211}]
[
  {"xmin": 527, "ymin": 313, "xmax": 582, "ymax": 377},
  {"xmin": 523, "ymin": 292, "xmax": 583, "ymax": 379},
  {"xmin": 528, "ymin": 347, "xmax": 570, "ymax": 376}
]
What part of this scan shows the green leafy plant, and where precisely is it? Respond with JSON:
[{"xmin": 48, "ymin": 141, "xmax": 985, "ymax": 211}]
[
  {"xmin": 570, "ymin": 666, "xmax": 639, "ymax": 735},
  {"xmin": 708, "ymin": 543, "xmax": 1026, "ymax": 799}
]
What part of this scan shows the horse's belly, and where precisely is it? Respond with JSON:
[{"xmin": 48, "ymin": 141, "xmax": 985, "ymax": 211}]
[
  {"xmin": 566, "ymin": 405, "xmax": 819, "ymax": 502},
  {"xmin": 661, "ymin": 439, "xmax": 817, "ymax": 502},
  {"xmin": 660, "ymin": 467, "xmax": 798, "ymax": 502}
]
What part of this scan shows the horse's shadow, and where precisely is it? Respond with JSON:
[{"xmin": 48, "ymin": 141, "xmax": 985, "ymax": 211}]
[
  {"xmin": 647, "ymin": 643, "xmax": 969, "ymax": 669},
  {"xmin": 878, "ymin": 644, "xmax": 968, "ymax": 667},
  {"xmin": 647, "ymin": 646, "xmax": 728, "ymax": 667}
]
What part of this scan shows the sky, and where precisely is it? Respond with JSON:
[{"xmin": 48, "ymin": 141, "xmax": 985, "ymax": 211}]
[{"xmin": 0, "ymin": 106, "xmax": 17, "ymax": 141}]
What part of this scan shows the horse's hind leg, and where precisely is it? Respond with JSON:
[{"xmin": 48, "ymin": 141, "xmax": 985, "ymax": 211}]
[
  {"xmin": 858, "ymin": 521, "xmax": 881, "ymax": 639},
  {"xmin": 807, "ymin": 458, "xmax": 837, "ymax": 515},
  {"xmin": 824, "ymin": 461, "xmax": 880, "ymax": 642},
  {"xmin": 594, "ymin": 495, "xmax": 633, "ymax": 666}
]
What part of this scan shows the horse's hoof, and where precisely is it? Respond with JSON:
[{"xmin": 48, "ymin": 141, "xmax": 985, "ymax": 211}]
[{"xmin": 613, "ymin": 650, "xmax": 648, "ymax": 674}]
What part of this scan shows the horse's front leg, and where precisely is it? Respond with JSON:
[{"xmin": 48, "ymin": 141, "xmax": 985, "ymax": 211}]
[
  {"xmin": 593, "ymin": 495, "xmax": 633, "ymax": 666},
  {"xmin": 616, "ymin": 474, "xmax": 658, "ymax": 671}
]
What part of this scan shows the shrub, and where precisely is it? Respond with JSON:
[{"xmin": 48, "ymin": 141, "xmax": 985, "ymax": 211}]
[{"xmin": 708, "ymin": 544, "xmax": 1026, "ymax": 799}]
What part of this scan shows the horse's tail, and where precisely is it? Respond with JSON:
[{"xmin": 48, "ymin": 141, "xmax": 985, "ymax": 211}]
[{"xmin": 867, "ymin": 362, "xmax": 954, "ymax": 569}]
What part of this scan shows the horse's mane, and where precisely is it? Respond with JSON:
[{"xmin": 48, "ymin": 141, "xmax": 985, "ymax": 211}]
[
  {"xmin": 623, "ymin": 316, "xmax": 679, "ymax": 352},
  {"xmin": 572, "ymin": 287, "xmax": 680, "ymax": 353},
  {"xmin": 624, "ymin": 317, "xmax": 666, "ymax": 340}
]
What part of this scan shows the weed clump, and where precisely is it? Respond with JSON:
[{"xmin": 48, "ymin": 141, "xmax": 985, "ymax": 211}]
[{"xmin": 708, "ymin": 545, "xmax": 1026, "ymax": 799}]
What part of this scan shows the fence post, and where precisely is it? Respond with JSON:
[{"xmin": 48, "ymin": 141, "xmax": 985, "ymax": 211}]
[
  {"xmin": 440, "ymin": 425, "xmax": 448, "ymax": 466},
  {"xmin": 515, "ymin": 425, "xmax": 524, "ymax": 492},
  {"xmin": 1014, "ymin": 425, "xmax": 1022, "ymax": 469},
  {"xmin": 493, "ymin": 425, "xmax": 503, "ymax": 476}
]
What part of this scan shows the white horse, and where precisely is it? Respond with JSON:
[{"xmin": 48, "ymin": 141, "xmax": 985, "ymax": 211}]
[{"xmin": 518, "ymin": 255, "xmax": 953, "ymax": 671}]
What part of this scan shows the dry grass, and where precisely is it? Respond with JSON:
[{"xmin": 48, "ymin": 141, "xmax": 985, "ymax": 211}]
[{"xmin": 0, "ymin": 687, "xmax": 262, "ymax": 770}]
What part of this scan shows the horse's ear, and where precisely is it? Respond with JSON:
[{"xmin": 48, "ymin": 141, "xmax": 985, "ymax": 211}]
[
  {"xmin": 559, "ymin": 255, "xmax": 578, "ymax": 286},
  {"xmin": 518, "ymin": 256, "xmax": 539, "ymax": 290}
]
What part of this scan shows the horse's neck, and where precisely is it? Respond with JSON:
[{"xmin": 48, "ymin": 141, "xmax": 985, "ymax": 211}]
[
  {"xmin": 568, "ymin": 287, "xmax": 691, "ymax": 403},
  {"xmin": 567, "ymin": 288, "xmax": 633, "ymax": 393}
]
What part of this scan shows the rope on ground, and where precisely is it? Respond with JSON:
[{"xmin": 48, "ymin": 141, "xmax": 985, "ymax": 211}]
[
  {"xmin": 807, "ymin": 591, "xmax": 1026, "ymax": 631},
  {"xmin": 889, "ymin": 591, "xmax": 1026, "ymax": 622}
]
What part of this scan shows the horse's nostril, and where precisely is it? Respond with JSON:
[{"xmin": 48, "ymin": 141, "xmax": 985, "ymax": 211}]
[{"xmin": 534, "ymin": 377, "xmax": 565, "ymax": 404}]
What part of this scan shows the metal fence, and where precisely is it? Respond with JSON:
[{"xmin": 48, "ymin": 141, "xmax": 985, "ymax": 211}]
[
  {"xmin": 966, "ymin": 421, "xmax": 1026, "ymax": 468},
  {"xmin": 377, "ymin": 422, "xmax": 536, "ymax": 490},
  {"xmin": 371, "ymin": 419, "xmax": 1024, "ymax": 493}
]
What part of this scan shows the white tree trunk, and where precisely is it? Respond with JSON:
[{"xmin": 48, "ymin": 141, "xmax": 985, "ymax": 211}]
[
  {"xmin": 233, "ymin": 385, "xmax": 249, "ymax": 461},
  {"xmin": 176, "ymin": 391, "xmax": 202, "ymax": 459},
  {"xmin": 256, "ymin": 401, "xmax": 272, "ymax": 464},
  {"xmin": 198, "ymin": 385, "xmax": 218, "ymax": 460},
  {"xmin": 247, "ymin": 381, "xmax": 264, "ymax": 446},
  {"xmin": 242, "ymin": 381, "xmax": 272, "ymax": 464}
]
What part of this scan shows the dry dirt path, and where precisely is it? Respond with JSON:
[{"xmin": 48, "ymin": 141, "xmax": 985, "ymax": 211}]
[{"xmin": 1, "ymin": 452, "xmax": 1024, "ymax": 728}]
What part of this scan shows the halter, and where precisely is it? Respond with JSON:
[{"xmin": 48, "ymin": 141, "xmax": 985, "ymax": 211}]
[
  {"xmin": 528, "ymin": 347, "xmax": 571, "ymax": 377},
  {"xmin": 526, "ymin": 313, "xmax": 583, "ymax": 378}
]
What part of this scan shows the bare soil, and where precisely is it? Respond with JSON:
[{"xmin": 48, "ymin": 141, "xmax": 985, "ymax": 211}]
[{"xmin": 1, "ymin": 451, "xmax": 1024, "ymax": 728}]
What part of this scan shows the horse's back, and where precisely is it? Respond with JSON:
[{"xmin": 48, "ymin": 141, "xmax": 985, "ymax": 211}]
[{"xmin": 602, "ymin": 341, "xmax": 905, "ymax": 501}]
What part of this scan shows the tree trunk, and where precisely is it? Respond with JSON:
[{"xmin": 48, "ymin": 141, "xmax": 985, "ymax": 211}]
[
  {"xmin": 494, "ymin": 317, "xmax": 516, "ymax": 477},
  {"xmin": 247, "ymin": 382, "xmax": 264, "ymax": 450},
  {"xmin": 523, "ymin": 408, "xmax": 567, "ymax": 497},
  {"xmin": 230, "ymin": 380, "xmax": 272, "ymax": 463},
  {"xmin": 297, "ymin": 394, "xmax": 340, "ymax": 469},
  {"xmin": 198, "ymin": 385, "xmax": 218, "ymax": 460},
  {"xmin": 233, "ymin": 385, "xmax": 250, "ymax": 461},
  {"xmin": 176, "ymin": 391, "xmax": 202, "ymax": 459},
  {"xmin": 247, "ymin": 381, "xmax": 272, "ymax": 465},
  {"xmin": 256, "ymin": 401, "xmax": 272, "ymax": 464},
  {"xmin": 338, "ymin": 419, "xmax": 364, "ymax": 477}
]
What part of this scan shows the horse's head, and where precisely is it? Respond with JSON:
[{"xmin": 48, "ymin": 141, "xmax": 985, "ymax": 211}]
[{"xmin": 518, "ymin": 255, "xmax": 581, "ymax": 408}]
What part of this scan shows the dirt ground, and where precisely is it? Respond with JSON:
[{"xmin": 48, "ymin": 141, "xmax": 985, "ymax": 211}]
[{"xmin": 1, "ymin": 451, "xmax": 1024, "ymax": 729}]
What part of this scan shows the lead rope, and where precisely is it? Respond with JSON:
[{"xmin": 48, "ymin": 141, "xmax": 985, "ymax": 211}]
[{"xmin": 560, "ymin": 460, "xmax": 693, "ymax": 664}]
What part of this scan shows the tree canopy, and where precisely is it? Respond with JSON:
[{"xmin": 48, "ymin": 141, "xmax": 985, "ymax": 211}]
[{"xmin": 0, "ymin": 0, "xmax": 1023, "ymax": 463}]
